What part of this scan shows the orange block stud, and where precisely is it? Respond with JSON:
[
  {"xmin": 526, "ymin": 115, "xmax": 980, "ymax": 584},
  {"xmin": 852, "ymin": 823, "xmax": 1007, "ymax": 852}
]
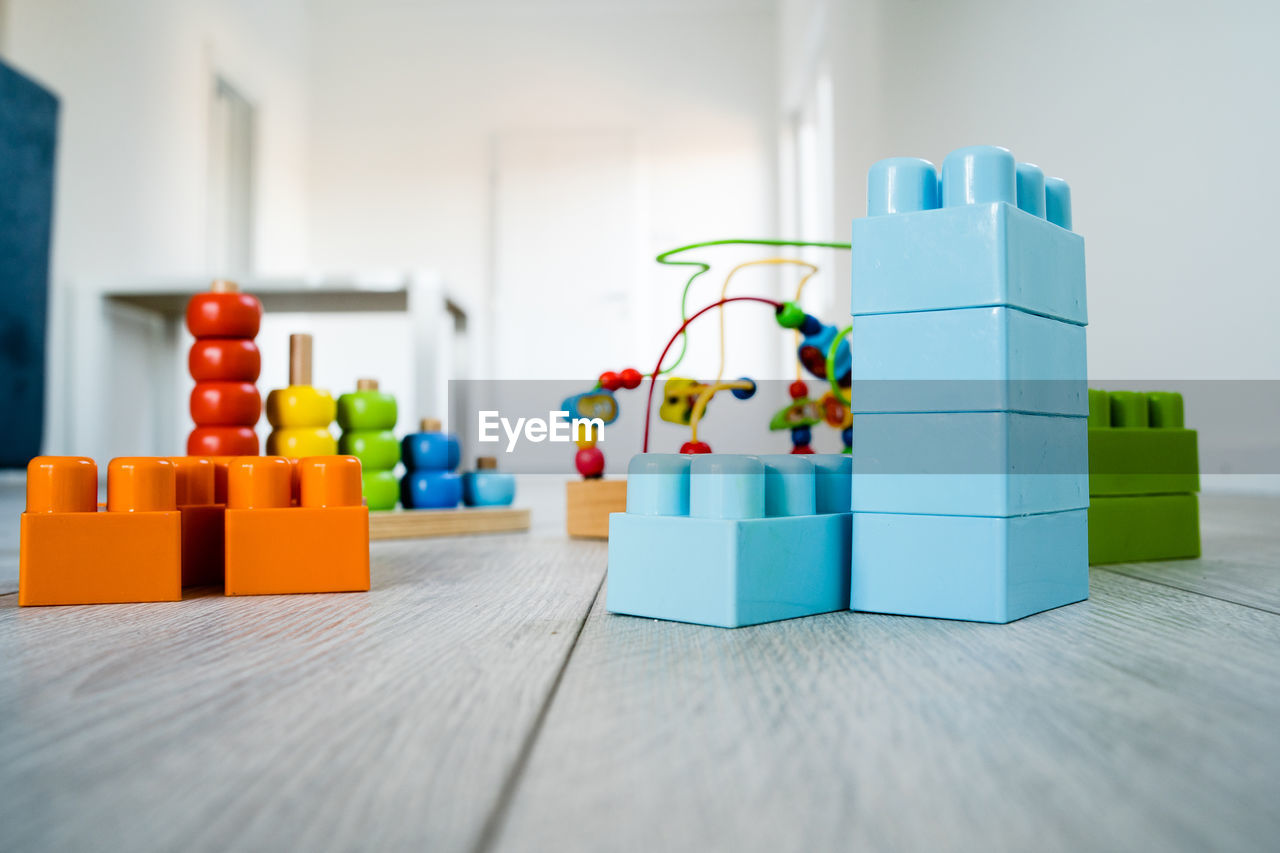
[
  {"xmin": 170, "ymin": 457, "xmax": 225, "ymax": 587},
  {"xmin": 224, "ymin": 455, "xmax": 370, "ymax": 596},
  {"xmin": 19, "ymin": 457, "xmax": 182, "ymax": 606}
]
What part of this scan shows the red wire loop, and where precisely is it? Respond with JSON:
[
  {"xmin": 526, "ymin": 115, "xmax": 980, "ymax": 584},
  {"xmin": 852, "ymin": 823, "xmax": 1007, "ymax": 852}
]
[{"xmin": 642, "ymin": 296, "xmax": 782, "ymax": 452}]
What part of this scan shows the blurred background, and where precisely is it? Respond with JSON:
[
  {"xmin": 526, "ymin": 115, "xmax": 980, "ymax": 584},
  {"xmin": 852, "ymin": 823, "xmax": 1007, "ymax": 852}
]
[{"xmin": 1, "ymin": 0, "xmax": 1277, "ymax": 487}]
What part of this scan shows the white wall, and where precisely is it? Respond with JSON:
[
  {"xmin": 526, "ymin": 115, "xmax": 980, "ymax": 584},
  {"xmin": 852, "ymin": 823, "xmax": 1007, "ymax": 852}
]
[
  {"xmin": 306, "ymin": 0, "xmax": 781, "ymax": 385},
  {"xmin": 3, "ymin": 0, "xmax": 309, "ymax": 282},
  {"xmin": 2, "ymin": 0, "xmax": 311, "ymax": 458},
  {"xmin": 782, "ymin": 0, "xmax": 1280, "ymax": 489}
]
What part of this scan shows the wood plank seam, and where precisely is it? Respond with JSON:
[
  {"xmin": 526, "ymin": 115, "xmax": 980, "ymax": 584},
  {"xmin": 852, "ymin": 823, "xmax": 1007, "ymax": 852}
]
[
  {"xmin": 470, "ymin": 572, "xmax": 607, "ymax": 853},
  {"xmin": 1092, "ymin": 566, "xmax": 1280, "ymax": 617}
]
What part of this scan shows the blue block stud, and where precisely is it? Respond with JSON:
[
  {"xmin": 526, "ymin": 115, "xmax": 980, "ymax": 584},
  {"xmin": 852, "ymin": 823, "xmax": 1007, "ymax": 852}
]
[
  {"xmin": 942, "ymin": 145, "xmax": 1016, "ymax": 208},
  {"xmin": 1015, "ymin": 162, "xmax": 1046, "ymax": 218},
  {"xmin": 1045, "ymin": 176, "xmax": 1072, "ymax": 230},
  {"xmin": 759, "ymin": 454, "xmax": 816, "ymax": 517},
  {"xmin": 810, "ymin": 453, "xmax": 852, "ymax": 513},
  {"xmin": 607, "ymin": 453, "xmax": 852, "ymax": 628},
  {"xmin": 690, "ymin": 454, "xmax": 764, "ymax": 519},
  {"xmin": 867, "ymin": 157, "xmax": 940, "ymax": 216}
]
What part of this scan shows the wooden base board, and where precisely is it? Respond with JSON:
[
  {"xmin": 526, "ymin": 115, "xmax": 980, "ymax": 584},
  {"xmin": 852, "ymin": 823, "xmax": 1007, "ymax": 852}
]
[
  {"xmin": 566, "ymin": 478, "xmax": 627, "ymax": 539},
  {"xmin": 369, "ymin": 507, "xmax": 530, "ymax": 541}
]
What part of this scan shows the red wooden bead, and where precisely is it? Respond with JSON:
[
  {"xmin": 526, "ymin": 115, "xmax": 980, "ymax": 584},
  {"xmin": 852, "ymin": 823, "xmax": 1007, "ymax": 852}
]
[
  {"xmin": 190, "ymin": 381, "xmax": 262, "ymax": 426},
  {"xmin": 789, "ymin": 381, "xmax": 808, "ymax": 399},
  {"xmin": 575, "ymin": 446, "xmax": 606, "ymax": 478},
  {"xmin": 598, "ymin": 371, "xmax": 622, "ymax": 391},
  {"xmin": 680, "ymin": 441, "xmax": 712, "ymax": 454},
  {"xmin": 186, "ymin": 292, "xmax": 263, "ymax": 338},
  {"xmin": 790, "ymin": 444, "xmax": 815, "ymax": 455},
  {"xmin": 187, "ymin": 426, "xmax": 259, "ymax": 457},
  {"xmin": 189, "ymin": 338, "xmax": 261, "ymax": 381},
  {"xmin": 619, "ymin": 368, "xmax": 643, "ymax": 389}
]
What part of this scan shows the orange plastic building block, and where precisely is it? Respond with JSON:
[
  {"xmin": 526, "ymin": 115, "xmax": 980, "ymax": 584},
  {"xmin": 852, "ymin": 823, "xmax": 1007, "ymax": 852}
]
[
  {"xmin": 19, "ymin": 457, "xmax": 182, "ymax": 606},
  {"xmin": 224, "ymin": 455, "xmax": 370, "ymax": 596},
  {"xmin": 170, "ymin": 456, "xmax": 224, "ymax": 587}
]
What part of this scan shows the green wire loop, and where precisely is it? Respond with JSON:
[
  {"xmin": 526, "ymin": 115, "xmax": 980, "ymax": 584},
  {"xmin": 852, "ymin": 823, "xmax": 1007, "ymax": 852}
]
[
  {"xmin": 654, "ymin": 239, "xmax": 852, "ymax": 376},
  {"xmin": 826, "ymin": 324, "xmax": 853, "ymax": 406}
]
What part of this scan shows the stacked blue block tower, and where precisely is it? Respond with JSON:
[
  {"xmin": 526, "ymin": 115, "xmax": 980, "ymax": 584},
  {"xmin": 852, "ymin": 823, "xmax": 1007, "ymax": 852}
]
[
  {"xmin": 607, "ymin": 453, "xmax": 852, "ymax": 628},
  {"xmin": 848, "ymin": 145, "xmax": 1090, "ymax": 623}
]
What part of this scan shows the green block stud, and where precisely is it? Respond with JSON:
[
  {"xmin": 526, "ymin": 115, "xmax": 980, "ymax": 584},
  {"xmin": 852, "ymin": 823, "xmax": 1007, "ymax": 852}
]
[
  {"xmin": 1088, "ymin": 494, "xmax": 1201, "ymax": 564},
  {"xmin": 1088, "ymin": 389, "xmax": 1199, "ymax": 497}
]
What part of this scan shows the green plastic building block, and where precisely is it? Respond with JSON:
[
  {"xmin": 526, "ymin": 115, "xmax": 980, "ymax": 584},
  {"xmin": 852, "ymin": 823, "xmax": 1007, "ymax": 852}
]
[
  {"xmin": 1087, "ymin": 389, "xmax": 1200, "ymax": 564},
  {"xmin": 1088, "ymin": 494, "xmax": 1201, "ymax": 564},
  {"xmin": 1088, "ymin": 389, "xmax": 1199, "ymax": 496}
]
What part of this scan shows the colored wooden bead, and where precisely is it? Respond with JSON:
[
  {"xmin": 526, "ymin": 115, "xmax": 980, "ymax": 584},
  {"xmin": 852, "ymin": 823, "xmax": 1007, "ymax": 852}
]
[
  {"xmin": 266, "ymin": 385, "xmax": 338, "ymax": 429},
  {"xmin": 576, "ymin": 446, "xmax": 605, "ymax": 478},
  {"xmin": 338, "ymin": 430, "xmax": 401, "ymax": 472},
  {"xmin": 266, "ymin": 427, "xmax": 338, "ymax": 458},
  {"xmin": 679, "ymin": 441, "xmax": 712, "ymax": 454},
  {"xmin": 362, "ymin": 470, "xmax": 399, "ymax": 511},
  {"xmin": 187, "ymin": 426, "xmax": 259, "ymax": 457},
  {"xmin": 791, "ymin": 426, "xmax": 812, "ymax": 446},
  {"xmin": 789, "ymin": 380, "xmax": 808, "ymax": 400},
  {"xmin": 189, "ymin": 339, "xmax": 261, "ymax": 382},
  {"xmin": 731, "ymin": 378, "xmax": 756, "ymax": 400},
  {"xmin": 400, "ymin": 470, "xmax": 462, "ymax": 509},
  {"xmin": 842, "ymin": 426, "xmax": 853, "ymax": 447},
  {"xmin": 791, "ymin": 444, "xmax": 815, "ymax": 455},
  {"xmin": 402, "ymin": 428, "xmax": 460, "ymax": 472},
  {"xmin": 185, "ymin": 291, "xmax": 262, "ymax": 338},
  {"xmin": 190, "ymin": 381, "xmax": 262, "ymax": 426},
  {"xmin": 800, "ymin": 314, "xmax": 822, "ymax": 336},
  {"xmin": 619, "ymin": 368, "xmax": 643, "ymax": 389},
  {"xmin": 336, "ymin": 387, "xmax": 398, "ymax": 431},
  {"xmin": 599, "ymin": 371, "xmax": 622, "ymax": 391},
  {"xmin": 775, "ymin": 301, "xmax": 805, "ymax": 329}
]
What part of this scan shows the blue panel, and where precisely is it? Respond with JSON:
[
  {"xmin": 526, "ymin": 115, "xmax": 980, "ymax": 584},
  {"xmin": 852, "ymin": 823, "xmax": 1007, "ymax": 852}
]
[
  {"xmin": 607, "ymin": 512, "xmax": 851, "ymax": 628},
  {"xmin": 850, "ymin": 509, "xmax": 1088, "ymax": 623},
  {"xmin": 0, "ymin": 61, "xmax": 59, "ymax": 468},
  {"xmin": 850, "ymin": 202, "xmax": 1086, "ymax": 325},
  {"xmin": 850, "ymin": 306, "xmax": 1086, "ymax": 415},
  {"xmin": 851, "ymin": 411, "xmax": 1088, "ymax": 516}
]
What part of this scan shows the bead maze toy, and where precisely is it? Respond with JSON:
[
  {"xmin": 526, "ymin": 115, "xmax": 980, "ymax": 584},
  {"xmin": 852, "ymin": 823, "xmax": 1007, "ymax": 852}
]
[
  {"xmin": 1088, "ymin": 389, "xmax": 1201, "ymax": 563},
  {"xmin": 562, "ymin": 239, "xmax": 854, "ymax": 538},
  {"xmin": 187, "ymin": 280, "xmax": 262, "ymax": 456},
  {"xmin": 606, "ymin": 145, "xmax": 1092, "ymax": 626}
]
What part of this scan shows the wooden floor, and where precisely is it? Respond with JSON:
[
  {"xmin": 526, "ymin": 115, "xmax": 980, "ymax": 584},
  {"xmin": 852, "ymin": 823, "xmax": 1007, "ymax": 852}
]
[{"xmin": 1, "ymin": 494, "xmax": 1277, "ymax": 852}]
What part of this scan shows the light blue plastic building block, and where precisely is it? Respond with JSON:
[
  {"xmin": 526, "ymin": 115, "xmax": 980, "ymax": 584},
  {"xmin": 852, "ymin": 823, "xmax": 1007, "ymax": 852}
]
[
  {"xmin": 850, "ymin": 411, "xmax": 1088, "ymax": 516},
  {"xmin": 607, "ymin": 453, "xmax": 852, "ymax": 628},
  {"xmin": 850, "ymin": 509, "xmax": 1088, "ymax": 623},
  {"xmin": 854, "ymin": 147, "xmax": 1084, "ymax": 324},
  {"xmin": 850, "ymin": 306, "xmax": 1087, "ymax": 415}
]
